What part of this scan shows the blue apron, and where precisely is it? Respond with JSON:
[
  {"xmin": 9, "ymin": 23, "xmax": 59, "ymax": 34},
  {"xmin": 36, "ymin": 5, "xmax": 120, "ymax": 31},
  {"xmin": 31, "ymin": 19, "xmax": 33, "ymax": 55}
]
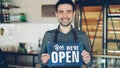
[{"xmin": 47, "ymin": 25, "xmax": 84, "ymax": 67}]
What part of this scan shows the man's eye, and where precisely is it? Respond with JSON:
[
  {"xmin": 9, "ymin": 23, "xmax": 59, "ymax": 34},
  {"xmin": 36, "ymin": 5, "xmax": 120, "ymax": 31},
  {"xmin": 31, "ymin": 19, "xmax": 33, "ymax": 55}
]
[
  {"xmin": 58, "ymin": 11, "xmax": 63, "ymax": 14},
  {"xmin": 67, "ymin": 11, "xmax": 72, "ymax": 13}
]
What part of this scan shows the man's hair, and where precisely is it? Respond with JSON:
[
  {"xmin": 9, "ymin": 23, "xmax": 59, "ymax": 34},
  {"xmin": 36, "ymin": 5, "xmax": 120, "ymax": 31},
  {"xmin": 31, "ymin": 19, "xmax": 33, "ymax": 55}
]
[{"xmin": 55, "ymin": 0, "xmax": 75, "ymax": 12}]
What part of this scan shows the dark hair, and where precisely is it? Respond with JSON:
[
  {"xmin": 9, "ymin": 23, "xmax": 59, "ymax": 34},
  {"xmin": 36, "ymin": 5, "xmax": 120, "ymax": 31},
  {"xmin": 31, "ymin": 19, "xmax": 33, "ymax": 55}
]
[{"xmin": 55, "ymin": 0, "xmax": 75, "ymax": 12}]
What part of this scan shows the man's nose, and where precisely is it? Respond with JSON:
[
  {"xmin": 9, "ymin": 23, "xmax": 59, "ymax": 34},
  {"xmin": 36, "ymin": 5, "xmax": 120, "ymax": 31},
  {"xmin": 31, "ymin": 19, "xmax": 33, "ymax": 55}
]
[{"xmin": 63, "ymin": 12, "xmax": 68, "ymax": 18}]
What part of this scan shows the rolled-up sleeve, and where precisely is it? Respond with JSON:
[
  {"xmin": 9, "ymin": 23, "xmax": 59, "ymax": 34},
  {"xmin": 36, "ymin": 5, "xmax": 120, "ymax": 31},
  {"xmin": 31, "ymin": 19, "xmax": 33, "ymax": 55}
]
[
  {"xmin": 77, "ymin": 31, "xmax": 93, "ymax": 67},
  {"xmin": 81, "ymin": 32, "xmax": 93, "ymax": 67},
  {"xmin": 38, "ymin": 32, "xmax": 51, "ymax": 67}
]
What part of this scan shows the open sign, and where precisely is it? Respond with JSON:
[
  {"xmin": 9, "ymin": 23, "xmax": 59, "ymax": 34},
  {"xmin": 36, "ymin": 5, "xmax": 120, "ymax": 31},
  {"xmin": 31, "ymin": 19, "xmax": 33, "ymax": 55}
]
[{"xmin": 47, "ymin": 42, "xmax": 84, "ymax": 66}]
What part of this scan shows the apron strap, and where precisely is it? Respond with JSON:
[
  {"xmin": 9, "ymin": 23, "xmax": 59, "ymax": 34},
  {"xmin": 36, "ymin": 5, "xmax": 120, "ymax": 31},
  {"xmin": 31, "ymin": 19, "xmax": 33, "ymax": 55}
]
[
  {"xmin": 54, "ymin": 25, "xmax": 78, "ymax": 43},
  {"xmin": 72, "ymin": 29, "xmax": 78, "ymax": 43},
  {"xmin": 54, "ymin": 27, "xmax": 58, "ymax": 43}
]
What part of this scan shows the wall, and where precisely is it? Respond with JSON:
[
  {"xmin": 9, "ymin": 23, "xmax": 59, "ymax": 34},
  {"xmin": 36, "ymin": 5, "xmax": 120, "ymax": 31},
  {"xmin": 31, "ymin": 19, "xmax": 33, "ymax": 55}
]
[
  {"xmin": 0, "ymin": 23, "xmax": 59, "ymax": 66},
  {"xmin": 0, "ymin": 0, "xmax": 106, "ymax": 55},
  {"xmin": 0, "ymin": 0, "xmax": 60, "ymax": 49},
  {"xmin": 0, "ymin": 0, "xmax": 80, "ymax": 67},
  {"xmin": 0, "ymin": 23, "xmax": 58, "ymax": 51},
  {"xmin": 0, "ymin": 0, "xmax": 63, "ymax": 66},
  {"xmin": 11, "ymin": 0, "xmax": 59, "ymax": 22},
  {"xmin": 0, "ymin": 0, "xmax": 76, "ymax": 47},
  {"xmin": 0, "ymin": 0, "xmax": 95, "ymax": 67}
]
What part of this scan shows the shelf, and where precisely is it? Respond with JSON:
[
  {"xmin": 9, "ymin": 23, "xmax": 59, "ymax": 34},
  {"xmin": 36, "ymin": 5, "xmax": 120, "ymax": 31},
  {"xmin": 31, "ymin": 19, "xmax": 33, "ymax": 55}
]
[
  {"xmin": 94, "ymin": 55, "xmax": 120, "ymax": 58},
  {"xmin": 107, "ymin": 39, "xmax": 120, "ymax": 43},
  {"xmin": 78, "ymin": 0, "xmax": 120, "ymax": 6},
  {"xmin": 8, "ymin": 65, "xmax": 34, "ymax": 68},
  {"xmin": 4, "ymin": 52, "xmax": 38, "ymax": 67},
  {"xmin": 89, "ymin": 35, "xmax": 102, "ymax": 39},
  {"xmin": 108, "ymin": 12, "xmax": 120, "ymax": 18},
  {"xmin": 4, "ymin": 52, "xmax": 38, "ymax": 56},
  {"xmin": 83, "ymin": 6, "xmax": 102, "ymax": 12},
  {"xmin": 78, "ymin": 0, "xmax": 103, "ymax": 6},
  {"xmin": 106, "ymin": 0, "xmax": 120, "ymax": 5},
  {"xmin": 0, "ymin": 5, "xmax": 19, "ymax": 9},
  {"xmin": 108, "ymin": 14, "xmax": 120, "ymax": 18},
  {"xmin": 0, "ymin": 0, "xmax": 21, "ymax": 23}
]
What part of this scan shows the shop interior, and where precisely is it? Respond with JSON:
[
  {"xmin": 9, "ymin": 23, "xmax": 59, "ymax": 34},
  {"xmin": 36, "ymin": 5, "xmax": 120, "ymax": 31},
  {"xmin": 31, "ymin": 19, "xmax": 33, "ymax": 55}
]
[{"xmin": 0, "ymin": 0, "xmax": 120, "ymax": 68}]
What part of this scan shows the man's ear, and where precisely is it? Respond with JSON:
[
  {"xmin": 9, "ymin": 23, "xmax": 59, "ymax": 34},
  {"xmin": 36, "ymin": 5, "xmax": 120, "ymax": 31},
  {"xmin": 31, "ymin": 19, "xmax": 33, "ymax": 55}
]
[
  {"xmin": 73, "ymin": 11, "xmax": 75, "ymax": 16},
  {"xmin": 55, "ymin": 11, "xmax": 58, "ymax": 17}
]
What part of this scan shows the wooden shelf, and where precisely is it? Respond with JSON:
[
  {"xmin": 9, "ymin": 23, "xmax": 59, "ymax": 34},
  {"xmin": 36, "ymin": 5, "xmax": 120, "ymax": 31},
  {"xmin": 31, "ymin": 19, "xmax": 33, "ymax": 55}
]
[
  {"xmin": 8, "ymin": 65, "xmax": 34, "ymax": 68},
  {"xmin": 89, "ymin": 35, "xmax": 102, "ymax": 39},
  {"xmin": 0, "ymin": 5, "xmax": 19, "ymax": 9},
  {"xmin": 83, "ymin": 6, "xmax": 102, "ymax": 12},
  {"xmin": 4, "ymin": 52, "xmax": 38, "ymax": 67}
]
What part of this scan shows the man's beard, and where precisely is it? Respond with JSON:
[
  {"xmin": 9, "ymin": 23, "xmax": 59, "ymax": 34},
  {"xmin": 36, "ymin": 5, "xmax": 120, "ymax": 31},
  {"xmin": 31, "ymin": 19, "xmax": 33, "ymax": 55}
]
[
  {"xmin": 60, "ymin": 22, "xmax": 71, "ymax": 27},
  {"xmin": 59, "ymin": 18, "xmax": 72, "ymax": 27}
]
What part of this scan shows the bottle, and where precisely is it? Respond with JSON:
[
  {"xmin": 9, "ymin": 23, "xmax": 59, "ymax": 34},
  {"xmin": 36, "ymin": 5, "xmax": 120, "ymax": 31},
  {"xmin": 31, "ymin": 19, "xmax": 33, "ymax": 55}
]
[
  {"xmin": 4, "ymin": 11, "xmax": 7, "ymax": 22},
  {"xmin": 3, "ymin": 10, "xmax": 7, "ymax": 23},
  {"xmin": 3, "ymin": 10, "xmax": 9, "ymax": 23},
  {"xmin": 6, "ymin": 10, "xmax": 10, "ymax": 23},
  {"xmin": 20, "ymin": 13, "xmax": 27, "ymax": 22},
  {"xmin": 1, "ymin": 10, "xmax": 4, "ymax": 23},
  {"xmin": 3, "ymin": 0, "xmax": 9, "ymax": 8},
  {"xmin": 18, "ymin": 43, "xmax": 27, "ymax": 53},
  {"xmin": 38, "ymin": 39, "xmax": 41, "ymax": 52}
]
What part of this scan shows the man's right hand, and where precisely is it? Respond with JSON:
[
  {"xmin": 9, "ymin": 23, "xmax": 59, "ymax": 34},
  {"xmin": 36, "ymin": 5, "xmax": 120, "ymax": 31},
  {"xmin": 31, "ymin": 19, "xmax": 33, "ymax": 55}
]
[{"xmin": 41, "ymin": 53, "xmax": 50, "ymax": 64}]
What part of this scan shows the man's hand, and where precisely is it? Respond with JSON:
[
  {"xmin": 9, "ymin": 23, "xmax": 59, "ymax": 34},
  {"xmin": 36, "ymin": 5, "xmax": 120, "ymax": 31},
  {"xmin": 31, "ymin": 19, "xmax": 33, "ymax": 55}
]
[
  {"xmin": 81, "ymin": 50, "xmax": 91, "ymax": 64},
  {"xmin": 41, "ymin": 53, "xmax": 50, "ymax": 64}
]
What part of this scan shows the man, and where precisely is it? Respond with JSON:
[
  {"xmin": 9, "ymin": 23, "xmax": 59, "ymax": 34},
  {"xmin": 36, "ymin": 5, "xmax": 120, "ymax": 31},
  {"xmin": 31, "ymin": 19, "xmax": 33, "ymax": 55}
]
[{"xmin": 38, "ymin": 0, "xmax": 93, "ymax": 68}]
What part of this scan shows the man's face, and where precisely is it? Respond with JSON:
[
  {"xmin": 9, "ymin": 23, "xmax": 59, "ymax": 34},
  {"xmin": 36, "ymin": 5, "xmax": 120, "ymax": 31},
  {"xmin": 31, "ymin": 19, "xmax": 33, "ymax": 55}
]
[{"xmin": 55, "ymin": 4, "xmax": 74, "ymax": 27}]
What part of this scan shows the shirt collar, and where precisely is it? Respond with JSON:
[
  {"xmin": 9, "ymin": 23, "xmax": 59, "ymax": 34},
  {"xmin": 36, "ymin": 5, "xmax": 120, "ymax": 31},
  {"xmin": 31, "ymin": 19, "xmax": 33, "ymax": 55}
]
[{"xmin": 57, "ymin": 25, "xmax": 74, "ymax": 34}]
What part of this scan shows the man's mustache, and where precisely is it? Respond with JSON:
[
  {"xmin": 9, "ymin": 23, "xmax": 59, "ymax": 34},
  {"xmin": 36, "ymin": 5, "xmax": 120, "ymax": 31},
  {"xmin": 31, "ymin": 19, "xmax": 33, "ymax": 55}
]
[{"xmin": 61, "ymin": 18, "xmax": 70, "ymax": 20}]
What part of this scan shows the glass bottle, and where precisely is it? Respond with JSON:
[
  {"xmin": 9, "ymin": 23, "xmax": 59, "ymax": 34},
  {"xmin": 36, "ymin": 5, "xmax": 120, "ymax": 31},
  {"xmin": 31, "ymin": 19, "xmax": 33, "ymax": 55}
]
[{"xmin": 38, "ymin": 39, "xmax": 41, "ymax": 52}]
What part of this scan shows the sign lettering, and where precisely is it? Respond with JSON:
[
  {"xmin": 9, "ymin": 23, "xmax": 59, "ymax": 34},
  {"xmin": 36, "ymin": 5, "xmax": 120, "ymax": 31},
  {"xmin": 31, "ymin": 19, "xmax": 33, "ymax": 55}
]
[{"xmin": 47, "ymin": 42, "xmax": 84, "ymax": 66}]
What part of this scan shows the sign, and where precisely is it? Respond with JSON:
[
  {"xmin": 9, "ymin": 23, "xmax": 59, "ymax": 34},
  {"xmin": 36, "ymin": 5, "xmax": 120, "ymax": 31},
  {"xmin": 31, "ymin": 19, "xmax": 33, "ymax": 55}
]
[{"xmin": 47, "ymin": 42, "xmax": 84, "ymax": 66}]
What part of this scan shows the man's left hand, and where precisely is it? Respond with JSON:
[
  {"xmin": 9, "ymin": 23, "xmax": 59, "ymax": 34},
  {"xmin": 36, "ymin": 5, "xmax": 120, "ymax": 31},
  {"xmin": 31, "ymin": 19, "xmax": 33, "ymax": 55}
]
[{"xmin": 81, "ymin": 50, "xmax": 91, "ymax": 64}]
